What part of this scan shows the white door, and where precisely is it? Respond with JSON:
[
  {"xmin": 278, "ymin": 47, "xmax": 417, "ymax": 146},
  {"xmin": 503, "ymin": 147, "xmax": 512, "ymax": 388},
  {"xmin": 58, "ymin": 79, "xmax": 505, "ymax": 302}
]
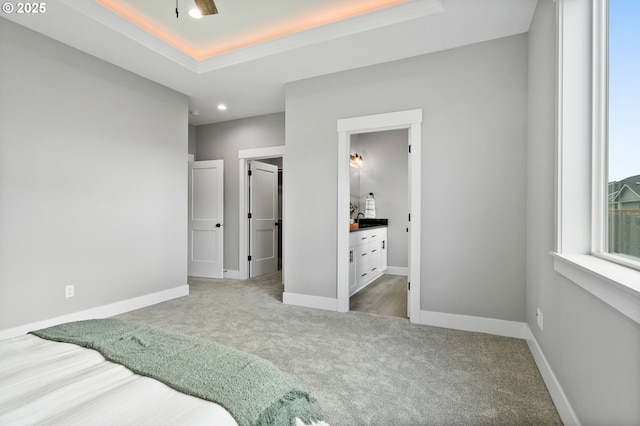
[
  {"xmin": 188, "ymin": 160, "xmax": 224, "ymax": 278},
  {"xmin": 249, "ymin": 160, "xmax": 278, "ymax": 278}
]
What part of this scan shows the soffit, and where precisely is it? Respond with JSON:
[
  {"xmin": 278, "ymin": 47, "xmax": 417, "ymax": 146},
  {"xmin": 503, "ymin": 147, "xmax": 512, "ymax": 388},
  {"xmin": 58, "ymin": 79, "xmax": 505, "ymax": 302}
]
[{"xmin": 1, "ymin": 0, "xmax": 537, "ymax": 124}]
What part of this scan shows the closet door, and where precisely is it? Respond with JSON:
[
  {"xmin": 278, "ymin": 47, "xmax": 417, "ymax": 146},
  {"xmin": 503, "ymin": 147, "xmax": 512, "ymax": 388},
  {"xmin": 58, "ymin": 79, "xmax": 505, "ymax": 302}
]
[
  {"xmin": 188, "ymin": 160, "xmax": 224, "ymax": 278},
  {"xmin": 249, "ymin": 160, "xmax": 278, "ymax": 278}
]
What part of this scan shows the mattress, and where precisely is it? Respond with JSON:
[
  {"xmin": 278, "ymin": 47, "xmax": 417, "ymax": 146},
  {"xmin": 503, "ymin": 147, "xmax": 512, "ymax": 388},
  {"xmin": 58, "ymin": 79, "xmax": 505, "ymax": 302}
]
[
  {"xmin": 0, "ymin": 334, "xmax": 237, "ymax": 425},
  {"xmin": 0, "ymin": 334, "xmax": 326, "ymax": 426}
]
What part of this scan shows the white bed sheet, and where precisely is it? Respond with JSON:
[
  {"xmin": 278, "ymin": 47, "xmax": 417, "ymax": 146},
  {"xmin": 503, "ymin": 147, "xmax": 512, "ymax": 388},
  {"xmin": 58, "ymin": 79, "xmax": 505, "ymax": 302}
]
[
  {"xmin": 0, "ymin": 335, "xmax": 328, "ymax": 426},
  {"xmin": 0, "ymin": 334, "xmax": 239, "ymax": 425}
]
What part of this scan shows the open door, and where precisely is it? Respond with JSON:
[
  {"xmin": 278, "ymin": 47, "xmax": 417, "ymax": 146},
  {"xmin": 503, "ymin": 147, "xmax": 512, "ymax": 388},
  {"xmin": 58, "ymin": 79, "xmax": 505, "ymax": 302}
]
[
  {"xmin": 188, "ymin": 160, "xmax": 224, "ymax": 278},
  {"xmin": 249, "ymin": 160, "xmax": 278, "ymax": 278}
]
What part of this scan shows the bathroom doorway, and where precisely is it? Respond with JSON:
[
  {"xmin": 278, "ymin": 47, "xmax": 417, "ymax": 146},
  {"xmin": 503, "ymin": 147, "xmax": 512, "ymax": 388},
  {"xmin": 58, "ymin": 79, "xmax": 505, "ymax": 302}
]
[
  {"xmin": 348, "ymin": 129, "xmax": 409, "ymax": 319},
  {"xmin": 350, "ymin": 274, "xmax": 408, "ymax": 318},
  {"xmin": 337, "ymin": 109, "xmax": 422, "ymax": 322}
]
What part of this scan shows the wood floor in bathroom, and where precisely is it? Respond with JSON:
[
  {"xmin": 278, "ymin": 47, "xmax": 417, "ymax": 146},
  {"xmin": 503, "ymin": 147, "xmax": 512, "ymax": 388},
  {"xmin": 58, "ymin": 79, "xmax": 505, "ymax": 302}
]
[{"xmin": 349, "ymin": 274, "xmax": 407, "ymax": 319}]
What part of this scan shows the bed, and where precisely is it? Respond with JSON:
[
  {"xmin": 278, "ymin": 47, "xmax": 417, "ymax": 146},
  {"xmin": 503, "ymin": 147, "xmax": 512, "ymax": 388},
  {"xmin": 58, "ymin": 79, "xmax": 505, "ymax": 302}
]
[{"xmin": 0, "ymin": 319, "xmax": 326, "ymax": 426}]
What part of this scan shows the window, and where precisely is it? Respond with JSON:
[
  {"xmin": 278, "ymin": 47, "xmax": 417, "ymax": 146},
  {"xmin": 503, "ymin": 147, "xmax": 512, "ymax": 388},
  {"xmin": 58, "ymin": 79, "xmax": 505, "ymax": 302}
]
[
  {"xmin": 554, "ymin": 0, "xmax": 640, "ymax": 326},
  {"xmin": 593, "ymin": 0, "xmax": 640, "ymax": 270}
]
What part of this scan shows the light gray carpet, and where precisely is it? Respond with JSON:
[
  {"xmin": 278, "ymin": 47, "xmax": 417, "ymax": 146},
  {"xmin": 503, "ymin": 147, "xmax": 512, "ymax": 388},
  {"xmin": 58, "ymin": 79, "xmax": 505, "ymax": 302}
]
[{"xmin": 117, "ymin": 272, "xmax": 562, "ymax": 426}]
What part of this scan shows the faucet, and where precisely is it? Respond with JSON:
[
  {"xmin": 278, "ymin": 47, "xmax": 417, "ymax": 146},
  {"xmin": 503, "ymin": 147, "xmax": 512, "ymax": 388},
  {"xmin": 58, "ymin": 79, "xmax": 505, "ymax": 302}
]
[{"xmin": 357, "ymin": 212, "xmax": 365, "ymax": 221}]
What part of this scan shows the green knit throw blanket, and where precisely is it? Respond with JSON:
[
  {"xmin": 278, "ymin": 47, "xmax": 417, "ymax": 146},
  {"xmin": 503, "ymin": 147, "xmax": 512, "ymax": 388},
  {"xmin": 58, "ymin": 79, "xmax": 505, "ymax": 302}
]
[{"xmin": 31, "ymin": 319, "xmax": 322, "ymax": 426}]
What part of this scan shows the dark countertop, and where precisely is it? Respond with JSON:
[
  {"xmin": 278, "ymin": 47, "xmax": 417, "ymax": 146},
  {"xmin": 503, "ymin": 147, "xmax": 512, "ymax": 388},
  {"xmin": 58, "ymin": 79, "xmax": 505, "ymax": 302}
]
[
  {"xmin": 350, "ymin": 225, "xmax": 388, "ymax": 232},
  {"xmin": 351, "ymin": 218, "xmax": 388, "ymax": 232}
]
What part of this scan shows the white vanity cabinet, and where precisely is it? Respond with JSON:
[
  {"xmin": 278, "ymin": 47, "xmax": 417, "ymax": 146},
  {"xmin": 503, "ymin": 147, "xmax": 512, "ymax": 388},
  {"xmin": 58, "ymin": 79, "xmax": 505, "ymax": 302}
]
[{"xmin": 348, "ymin": 227, "xmax": 388, "ymax": 296}]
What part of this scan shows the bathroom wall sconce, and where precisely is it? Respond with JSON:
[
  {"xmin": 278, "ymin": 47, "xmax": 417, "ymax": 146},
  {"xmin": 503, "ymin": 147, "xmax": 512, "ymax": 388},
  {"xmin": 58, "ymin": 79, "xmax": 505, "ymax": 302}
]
[{"xmin": 350, "ymin": 153, "xmax": 365, "ymax": 168}]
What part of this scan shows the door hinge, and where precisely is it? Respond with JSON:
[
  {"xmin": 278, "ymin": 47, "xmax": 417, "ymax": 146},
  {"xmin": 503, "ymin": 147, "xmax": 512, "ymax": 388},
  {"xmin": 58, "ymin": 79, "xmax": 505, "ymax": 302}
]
[
  {"xmin": 408, "ymin": 281, "xmax": 410, "ymax": 291},
  {"xmin": 248, "ymin": 212, "xmax": 252, "ymax": 219},
  {"xmin": 408, "ymin": 213, "xmax": 411, "ymax": 222},
  {"xmin": 248, "ymin": 170, "xmax": 252, "ymax": 176},
  {"xmin": 409, "ymin": 144, "xmax": 411, "ymax": 153},
  {"xmin": 248, "ymin": 255, "xmax": 252, "ymax": 261}
]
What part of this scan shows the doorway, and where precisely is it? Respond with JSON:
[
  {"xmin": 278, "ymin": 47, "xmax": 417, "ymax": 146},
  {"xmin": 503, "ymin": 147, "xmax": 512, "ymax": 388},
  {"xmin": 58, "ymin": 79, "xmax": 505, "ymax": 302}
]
[
  {"xmin": 349, "ymin": 129, "xmax": 409, "ymax": 318},
  {"xmin": 238, "ymin": 146, "xmax": 286, "ymax": 281},
  {"xmin": 350, "ymin": 274, "xmax": 408, "ymax": 318},
  {"xmin": 337, "ymin": 109, "xmax": 422, "ymax": 322}
]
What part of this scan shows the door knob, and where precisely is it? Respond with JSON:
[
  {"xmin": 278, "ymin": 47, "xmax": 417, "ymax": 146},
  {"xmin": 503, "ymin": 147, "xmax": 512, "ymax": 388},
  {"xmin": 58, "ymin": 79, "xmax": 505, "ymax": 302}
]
[{"xmin": 216, "ymin": 223, "xmax": 222, "ymax": 228}]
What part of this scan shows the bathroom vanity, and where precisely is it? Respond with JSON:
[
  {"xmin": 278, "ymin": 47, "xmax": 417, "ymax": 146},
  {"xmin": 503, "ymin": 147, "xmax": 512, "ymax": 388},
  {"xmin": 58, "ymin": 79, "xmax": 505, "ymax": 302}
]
[{"xmin": 349, "ymin": 222, "xmax": 388, "ymax": 296}]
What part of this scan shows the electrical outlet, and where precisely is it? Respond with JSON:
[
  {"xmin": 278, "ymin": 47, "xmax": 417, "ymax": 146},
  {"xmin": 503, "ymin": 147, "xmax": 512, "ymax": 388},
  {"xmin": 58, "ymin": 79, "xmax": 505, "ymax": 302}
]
[
  {"xmin": 65, "ymin": 285, "xmax": 74, "ymax": 298},
  {"xmin": 536, "ymin": 307, "xmax": 543, "ymax": 330}
]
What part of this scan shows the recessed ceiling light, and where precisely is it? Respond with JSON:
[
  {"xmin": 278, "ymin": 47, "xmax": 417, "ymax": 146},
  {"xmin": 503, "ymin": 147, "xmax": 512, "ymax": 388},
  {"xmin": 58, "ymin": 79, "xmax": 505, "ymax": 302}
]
[
  {"xmin": 188, "ymin": 8, "xmax": 203, "ymax": 19},
  {"xmin": 190, "ymin": 110, "xmax": 200, "ymax": 116},
  {"xmin": 217, "ymin": 104, "xmax": 227, "ymax": 111}
]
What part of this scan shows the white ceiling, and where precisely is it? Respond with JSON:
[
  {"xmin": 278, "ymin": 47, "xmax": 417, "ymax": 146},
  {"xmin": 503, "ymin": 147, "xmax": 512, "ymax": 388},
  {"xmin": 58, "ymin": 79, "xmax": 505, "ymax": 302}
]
[{"xmin": 2, "ymin": 0, "xmax": 537, "ymax": 125}]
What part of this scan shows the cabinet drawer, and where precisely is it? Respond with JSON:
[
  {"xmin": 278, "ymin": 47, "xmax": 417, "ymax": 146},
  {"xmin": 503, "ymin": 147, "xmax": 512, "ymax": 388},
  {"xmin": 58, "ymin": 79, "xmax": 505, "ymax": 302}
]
[
  {"xmin": 350, "ymin": 229, "xmax": 372, "ymax": 246},
  {"xmin": 355, "ymin": 244, "xmax": 370, "ymax": 286},
  {"xmin": 349, "ymin": 228, "xmax": 386, "ymax": 246},
  {"xmin": 356, "ymin": 261, "xmax": 370, "ymax": 286},
  {"xmin": 368, "ymin": 243, "xmax": 380, "ymax": 275},
  {"xmin": 368, "ymin": 230, "xmax": 383, "ymax": 240}
]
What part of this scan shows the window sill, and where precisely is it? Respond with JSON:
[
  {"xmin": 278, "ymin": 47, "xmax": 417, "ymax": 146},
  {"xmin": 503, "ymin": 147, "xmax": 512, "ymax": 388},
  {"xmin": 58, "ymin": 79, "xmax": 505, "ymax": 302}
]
[{"xmin": 551, "ymin": 253, "xmax": 640, "ymax": 325}]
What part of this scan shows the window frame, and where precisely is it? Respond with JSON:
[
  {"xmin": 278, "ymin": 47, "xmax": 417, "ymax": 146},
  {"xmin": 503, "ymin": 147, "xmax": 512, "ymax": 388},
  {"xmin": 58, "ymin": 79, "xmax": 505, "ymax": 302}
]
[
  {"xmin": 553, "ymin": 0, "xmax": 640, "ymax": 326},
  {"xmin": 591, "ymin": 0, "xmax": 609, "ymax": 261},
  {"xmin": 591, "ymin": 0, "xmax": 640, "ymax": 271}
]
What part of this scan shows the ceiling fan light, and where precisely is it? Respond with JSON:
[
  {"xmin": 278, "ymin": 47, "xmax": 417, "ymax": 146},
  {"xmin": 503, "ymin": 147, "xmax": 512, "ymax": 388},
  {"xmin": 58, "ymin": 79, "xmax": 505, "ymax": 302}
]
[{"xmin": 188, "ymin": 8, "xmax": 203, "ymax": 19}]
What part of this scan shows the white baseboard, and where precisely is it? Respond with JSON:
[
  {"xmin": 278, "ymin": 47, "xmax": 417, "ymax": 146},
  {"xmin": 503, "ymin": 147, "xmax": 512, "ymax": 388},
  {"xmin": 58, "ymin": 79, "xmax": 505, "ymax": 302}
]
[
  {"xmin": 418, "ymin": 309, "xmax": 528, "ymax": 339},
  {"xmin": 283, "ymin": 292, "xmax": 338, "ymax": 311},
  {"xmin": 0, "ymin": 285, "xmax": 189, "ymax": 341},
  {"xmin": 385, "ymin": 266, "xmax": 409, "ymax": 276},
  {"xmin": 223, "ymin": 269, "xmax": 242, "ymax": 279},
  {"xmin": 525, "ymin": 326, "xmax": 581, "ymax": 426}
]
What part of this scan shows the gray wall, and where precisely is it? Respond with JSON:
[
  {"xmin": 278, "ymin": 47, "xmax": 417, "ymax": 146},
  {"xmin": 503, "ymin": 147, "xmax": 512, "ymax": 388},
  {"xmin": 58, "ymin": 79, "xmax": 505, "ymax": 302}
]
[
  {"xmin": 285, "ymin": 34, "xmax": 528, "ymax": 321},
  {"xmin": 351, "ymin": 130, "xmax": 408, "ymax": 269},
  {"xmin": 526, "ymin": 1, "xmax": 640, "ymax": 423},
  {"xmin": 196, "ymin": 113, "xmax": 285, "ymax": 271},
  {"xmin": 188, "ymin": 125, "xmax": 197, "ymax": 156},
  {"xmin": 0, "ymin": 19, "xmax": 189, "ymax": 330}
]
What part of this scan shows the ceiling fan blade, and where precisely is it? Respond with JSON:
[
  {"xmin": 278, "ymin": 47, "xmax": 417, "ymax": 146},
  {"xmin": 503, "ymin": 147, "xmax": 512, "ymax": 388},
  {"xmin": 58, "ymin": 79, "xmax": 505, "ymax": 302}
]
[{"xmin": 195, "ymin": 0, "xmax": 218, "ymax": 15}]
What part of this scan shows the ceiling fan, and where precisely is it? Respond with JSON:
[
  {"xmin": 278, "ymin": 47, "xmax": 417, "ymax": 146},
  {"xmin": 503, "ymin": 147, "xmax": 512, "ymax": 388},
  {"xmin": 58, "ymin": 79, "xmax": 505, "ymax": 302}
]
[
  {"xmin": 194, "ymin": 0, "xmax": 218, "ymax": 15},
  {"xmin": 175, "ymin": 0, "xmax": 218, "ymax": 18}
]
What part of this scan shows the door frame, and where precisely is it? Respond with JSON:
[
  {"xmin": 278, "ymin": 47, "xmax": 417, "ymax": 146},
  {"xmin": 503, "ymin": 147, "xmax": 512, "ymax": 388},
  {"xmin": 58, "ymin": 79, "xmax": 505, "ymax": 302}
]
[
  {"xmin": 337, "ymin": 109, "xmax": 422, "ymax": 322},
  {"xmin": 238, "ymin": 145, "xmax": 286, "ymax": 280}
]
